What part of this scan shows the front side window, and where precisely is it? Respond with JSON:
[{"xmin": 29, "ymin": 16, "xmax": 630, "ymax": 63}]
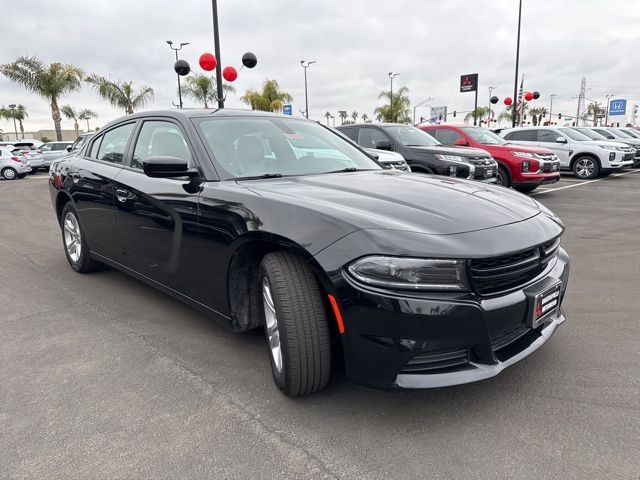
[
  {"xmin": 131, "ymin": 121, "xmax": 192, "ymax": 170},
  {"xmin": 574, "ymin": 128, "xmax": 605, "ymax": 140},
  {"xmin": 357, "ymin": 127, "xmax": 389, "ymax": 149},
  {"xmin": 557, "ymin": 128, "xmax": 591, "ymax": 141},
  {"xmin": 383, "ymin": 125, "xmax": 440, "ymax": 147},
  {"xmin": 434, "ymin": 128, "xmax": 464, "ymax": 145},
  {"xmin": 40, "ymin": 144, "xmax": 52, "ymax": 152},
  {"xmin": 593, "ymin": 129, "xmax": 614, "ymax": 139},
  {"xmin": 538, "ymin": 130, "xmax": 562, "ymax": 142},
  {"xmin": 96, "ymin": 123, "xmax": 135, "ymax": 164},
  {"xmin": 194, "ymin": 116, "xmax": 381, "ymax": 179},
  {"xmin": 461, "ymin": 127, "xmax": 506, "ymax": 145}
]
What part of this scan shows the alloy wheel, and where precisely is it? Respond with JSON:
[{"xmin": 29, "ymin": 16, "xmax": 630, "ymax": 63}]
[
  {"xmin": 262, "ymin": 276, "xmax": 283, "ymax": 374},
  {"xmin": 63, "ymin": 212, "xmax": 82, "ymax": 263},
  {"xmin": 575, "ymin": 158, "xmax": 595, "ymax": 178},
  {"xmin": 2, "ymin": 168, "xmax": 16, "ymax": 180}
]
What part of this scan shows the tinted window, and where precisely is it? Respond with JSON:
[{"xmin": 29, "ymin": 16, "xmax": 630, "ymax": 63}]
[
  {"xmin": 558, "ymin": 128, "xmax": 591, "ymax": 141},
  {"xmin": 593, "ymin": 129, "xmax": 615, "ymax": 139},
  {"xmin": 357, "ymin": 127, "xmax": 389, "ymax": 148},
  {"xmin": 96, "ymin": 123, "xmax": 134, "ymax": 164},
  {"xmin": 132, "ymin": 121, "xmax": 192, "ymax": 170},
  {"xmin": 383, "ymin": 125, "xmax": 440, "ymax": 147},
  {"xmin": 504, "ymin": 130, "xmax": 536, "ymax": 141},
  {"xmin": 338, "ymin": 127, "xmax": 357, "ymax": 141},
  {"xmin": 433, "ymin": 128, "xmax": 464, "ymax": 145},
  {"xmin": 538, "ymin": 130, "xmax": 562, "ymax": 142},
  {"xmin": 89, "ymin": 136, "xmax": 102, "ymax": 159},
  {"xmin": 52, "ymin": 143, "xmax": 70, "ymax": 151},
  {"xmin": 40, "ymin": 144, "xmax": 52, "ymax": 152}
]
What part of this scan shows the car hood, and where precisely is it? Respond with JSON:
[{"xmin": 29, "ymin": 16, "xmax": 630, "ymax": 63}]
[
  {"xmin": 492, "ymin": 143, "xmax": 555, "ymax": 155},
  {"xmin": 406, "ymin": 145, "xmax": 491, "ymax": 158},
  {"xmin": 243, "ymin": 170, "xmax": 541, "ymax": 235},
  {"xmin": 584, "ymin": 140, "xmax": 633, "ymax": 148}
]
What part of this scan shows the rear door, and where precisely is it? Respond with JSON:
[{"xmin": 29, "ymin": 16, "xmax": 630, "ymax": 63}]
[
  {"xmin": 68, "ymin": 122, "xmax": 135, "ymax": 261},
  {"xmin": 113, "ymin": 118, "xmax": 202, "ymax": 296}
]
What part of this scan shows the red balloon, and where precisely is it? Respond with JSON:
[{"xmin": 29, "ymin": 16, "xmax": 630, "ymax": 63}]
[
  {"xmin": 222, "ymin": 66, "xmax": 238, "ymax": 82},
  {"xmin": 524, "ymin": 91, "xmax": 534, "ymax": 101},
  {"xmin": 199, "ymin": 53, "xmax": 217, "ymax": 71},
  {"xmin": 504, "ymin": 97, "xmax": 513, "ymax": 106}
]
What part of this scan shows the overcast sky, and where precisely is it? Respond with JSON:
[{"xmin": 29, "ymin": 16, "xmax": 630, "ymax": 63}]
[{"xmin": 2, "ymin": 0, "xmax": 640, "ymax": 133}]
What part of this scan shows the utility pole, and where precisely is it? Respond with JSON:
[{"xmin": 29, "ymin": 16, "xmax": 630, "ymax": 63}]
[
  {"xmin": 388, "ymin": 72, "xmax": 399, "ymax": 122},
  {"xmin": 300, "ymin": 60, "xmax": 316, "ymax": 119},
  {"xmin": 511, "ymin": 0, "xmax": 523, "ymax": 128},
  {"xmin": 576, "ymin": 77, "xmax": 586, "ymax": 127},
  {"xmin": 166, "ymin": 41, "xmax": 189, "ymax": 109},
  {"xmin": 211, "ymin": 0, "xmax": 224, "ymax": 108},
  {"xmin": 549, "ymin": 94, "xmax": 557, "ymax": 125}
]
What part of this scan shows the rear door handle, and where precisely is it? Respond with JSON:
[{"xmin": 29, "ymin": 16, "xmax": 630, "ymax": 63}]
[{"xmin": 115, "ymin": 188, "xmax": 129, "ymax": 203}]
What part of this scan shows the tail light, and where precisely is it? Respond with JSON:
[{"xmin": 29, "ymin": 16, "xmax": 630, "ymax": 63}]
[{"xmin": 10, "ymin": 156, "xmax": 22, "ymax": 163}]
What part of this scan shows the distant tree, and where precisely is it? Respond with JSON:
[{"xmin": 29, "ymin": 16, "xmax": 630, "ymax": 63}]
[
  {"xmin": 1, "ymin": 56, "xmax": 83, "ymax": 140},
  {"xmin": 85, "ymin": 74, "xmax": 153, "ymax": 114},
  {"xmin": 78, "ymin": 109, "xmax": 98, "ymax": 132},
  {"xmin": 374, "ymin": 86, "xmax": 410, "ymax": 123},
  {"xmin": 351, "ymin": 111, "xmax": 358, "ymax": 123},
  {"xmin": 529, "ymin": 107, "xmax": 548, "ymax": 126},
  {"xmin": 585, "ymin": 102, "xmax": 605, "ymax": 126},
  {"xmin": 40, "ymin": 136, "xmax": 51, "ymax": 143},
  {"xmin": 324, "ymin": 111, "xmax": 331, "ymax": 125},
  {"xmin": 182, "ymin": 73, "xmax": 235, "ymax": 108},
  {"xmin": 61, "ymin": 105, "xmax": 80, "ymax": 136},
  {"xmin": 362, "ymin": 113, "xmax": 369, "ymax": 123},
  {"xmin": 338, "ymin": 110, "xmax": 348, "ymax": 125},
  {"xmin": 464, "ymin": 107, "xmax": 493, "ymax": 125},
  {"xmin": 0, "ymin": 104, "xmax": 28, "ymax": 139},
  {"xmin": 240, "ymin": 79, "xmax": 292, "ymax": 112},
  {"xmin": 375, "ymin": 113, "xmax": 382, "ymax": 122}
]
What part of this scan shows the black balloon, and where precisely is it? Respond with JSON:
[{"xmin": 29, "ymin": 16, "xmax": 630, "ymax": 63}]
[
  {"xmin": 490, "ymin": 96, "xmax": 499, "ymax": 104},
  {"xmin": 174, "ymin": 59, "xmax": 191, "ymax": 76},
  {"xmin": 242, "ymin": 52, "xmax": 258, "ymax": 69},
  {"xmin": 533, "ymin": 91, "xmax": 540, "ymax": 100}
]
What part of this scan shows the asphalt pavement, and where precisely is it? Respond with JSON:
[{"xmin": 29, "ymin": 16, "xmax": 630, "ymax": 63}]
[{"xmin": 1, "ymin": 170, "xmax": 638, "ymax": 479}]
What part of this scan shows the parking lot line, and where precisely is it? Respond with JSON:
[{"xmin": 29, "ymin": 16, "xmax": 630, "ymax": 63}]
[{"xmin": 532, "ymin": 169, "xmax": 640, "ymax": 195}]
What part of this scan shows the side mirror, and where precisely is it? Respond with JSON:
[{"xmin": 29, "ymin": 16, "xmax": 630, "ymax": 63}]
[
  {"xmin": 66, "ymin": 146, "xmax": 72, "ymax": 152},
  {"xmin": 368, "ymin": 152, "xmax": 380, "ymax": 160},
  {"xmin": 142, "ymin": 156, "xmax": 199, "ymax": 178},
  {"xmin": 374, "ymin": 140, "xmax": 392, "ymax": 151},
  {"xmin": 454, "ymin": 138, "xmax": 469, "ymax": 146},
  {"xmin": 556, "ymin": 136, "xmax": 567, "ymax": 143}
]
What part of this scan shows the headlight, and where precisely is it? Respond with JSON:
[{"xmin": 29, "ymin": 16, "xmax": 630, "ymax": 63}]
[
  {"xmin": 512, "ymin": 151, "xmax": 534, "ymax": 158},
  {"xmin": 535, "ymin": 200, "xmax": 564, "ymax": 227},
  {"xmin": 600, "ymin": 145, "xmax": 622, "ymax": 151},
  {"xmin": 347, "ymin": 256, "xmax": 470, "ymax": 291},
  {"xmin": 435, "ymin": 154, "xmax": 464, "ymax": 162}
]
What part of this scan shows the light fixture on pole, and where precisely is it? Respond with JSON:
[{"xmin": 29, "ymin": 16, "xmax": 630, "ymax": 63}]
[
  {"xmin": 7, "ymin": 104, "xmax": 18, "ymax": 140},
  {"xmin": 300, "ymin": 60, "xmax": 316, "ymax": 119},
  {"xmin": 413, "ymin": 97, "xmax": 434, "ymax": 125},
  {"xmin": 388, "ymin": 72, "xmax": 400, "ymax": 122},
  {"xmin": 167, "ymin": 40, "xmax": 190, "ymax": 109}
]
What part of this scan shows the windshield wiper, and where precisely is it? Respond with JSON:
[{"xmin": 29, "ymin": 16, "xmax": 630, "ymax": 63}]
[
  {"xmin": 235, "ymin": 173, "xmax": 285, "ymax": 180},
  {"xmin": 320, "ymin": 167, "xmax": 375, "ymax": 174}
]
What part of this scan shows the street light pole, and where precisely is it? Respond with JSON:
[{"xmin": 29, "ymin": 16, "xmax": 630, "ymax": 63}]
[
  {"xmin": 488, "ymin": 86, "xmax": 497, "ymax": 127},
  {"xmin": 8, "ymin": 104, "xmax": 18, "ymax": 140},
  {"xmin": 300, "ymin": 60, "xmax": 316, "ymax": 119},
  {"xmin": 549, "ymin": 94, "xmax": 557, "ymax": 125},
  {"xmin": 166, "ymin": 40, "xmax": 189, "ymax": 109},
  {"xmin": 511, "ymin": 0, "xmax": 523, "ymax": 128},
  {"xmin": 211, "ymin": 0, "xmax": 224, "ymax": 108},
  {"xmin": 388, "ymin": 72, "xmax": 399, "ymax": 122},
  {"xmin": 605, "ymin": 94, "xmax": 614, "ymax": 126}
]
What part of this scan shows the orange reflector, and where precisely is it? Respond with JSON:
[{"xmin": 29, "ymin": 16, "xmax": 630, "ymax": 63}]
[{"xmin": 328, "ymin": 294, "xmax": 345, "ymax": 334}]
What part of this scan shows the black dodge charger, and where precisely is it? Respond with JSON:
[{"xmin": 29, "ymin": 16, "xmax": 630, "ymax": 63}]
[{"xmin": 49, "ymin": 109, "xmax": 570, "ymax": 397}]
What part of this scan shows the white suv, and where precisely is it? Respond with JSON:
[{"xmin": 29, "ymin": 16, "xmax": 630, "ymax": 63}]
[{"xmin": 500, "ymin": 126, "xmax": 634, "ymax": 179}]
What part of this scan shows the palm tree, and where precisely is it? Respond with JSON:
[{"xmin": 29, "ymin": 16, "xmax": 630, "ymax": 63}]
[
  {"xmin": 362, "ymin": 113, "xmax": 369, "ymax": 123},
  {"xmin": 337, "ymin": 110, "xmax": 348, "ymax": 125},
  {"xmin": 351, "ymin": 111, "xmax": 359, "ymax": 123},
  {"xmin": 61, "ymin": 105, "xmax": 80, "ymax": 136},
  {"xmin": 464, "ymin": 107, "xmax": 493, "ymax": 125},
  {"xmin": 324, "ymin": 111, "xmax": 331, "ymax": 125},
  {"xmin": 585, "ymin": 102, "xmax": 605, "ymax": 126},
  {"xmin": 375, "ymin": 113, "xmax": 382, "ymax": 122},
  {"xmin": 529, "ymin": 107, "xmax": 549, "ymax": 126},
  {"xmin": 85, "ymin": 74, "xmax": 153, "ymax": 115},
  {"xmin": 182, "ymin": 74, "xmax": 235, "ymax": 108},
  {"xmin": 0, "ymin": 104, "xmax": 28, "ymax": 139},
  {"xmin": 240, "ymin": 79, "xmax": 292, "ymax": 112},
  {"xmin": 498, "ymin": 109, "xmax": 513, "ymax": 125},
  {"xmin": 78, "ymin": 109, "xmax": 98, "ymax": 132},
  {"xmin": 1, "ymin": 56, "xmax": 83, "ymax": 141},
  {"xmin": 374, "ymin": 86, "xmax": 411, "ymax": 123}
]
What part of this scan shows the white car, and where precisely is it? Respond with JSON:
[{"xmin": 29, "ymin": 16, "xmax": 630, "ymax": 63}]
[
  {"xmin": 500, "ymin": 126, "xmax": 634, "ymax": 179},
  {"xmin": 364, "ymin": 148, "xmax": 411, "ymax": 171},
  {"xmin": 0, "ymin": 146, "xmax": 32, "ymax": 180}
]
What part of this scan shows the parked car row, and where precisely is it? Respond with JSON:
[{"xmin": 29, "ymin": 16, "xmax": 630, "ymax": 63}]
[
  {"xmin": 0, "ymin": 139, "xmax": 73, "ymax": 179},
  {"xmin": 48, "ymin": 109, "xmax": 571, "ymax": 396}
]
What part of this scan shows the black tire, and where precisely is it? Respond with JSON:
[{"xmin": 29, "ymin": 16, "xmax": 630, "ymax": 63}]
[
  {"xmin": 60, "ymin": 202, "xmax": 102, "ymax": 273},
  {"xmin": 1, "ymin": 167, "xmax": 18, "ymax": 180},
  {"xmin": 28, "ymin": 169, "xmax": 37, "ymax": 175},
  {"xmin": 497, "ymin": 165, "xmax": 511, "ymax": 187},
  {"xmin": 17, "ymin": 173, "xmax": 27, "ymax": 179},
  {"xmin": 514, "ymin": 184, "xmax": 537, "ymax": 194},
  {"xmin": 572, "ymin": 156, "xmax": 600, "ymax": 179},
  {"xmin": 259, "ymin": 251, "xmax": 331, "ymax": 397}
]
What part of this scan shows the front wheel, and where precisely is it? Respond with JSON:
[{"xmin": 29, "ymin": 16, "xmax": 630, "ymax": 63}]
[
  {"xmin": 260, "ymin": 251, "xmax": 331, "ymax": 397},
  {"xmin": 496, "ymin": 165, "xmax": 511, "ymax": 187},
  {"xmin": 514, "ymin": 184, "xmax": 537, "ymax": 194},
  {"xmin": 60, "ymin": 203, "xmax": 103, "ymax": 273},
  {"xmin": 572, "ymin": 156, "xmax": 599, "ymax": 179}
]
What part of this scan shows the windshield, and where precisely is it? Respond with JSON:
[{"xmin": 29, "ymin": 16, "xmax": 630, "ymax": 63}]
[
  {"xmin": 621, "ymin": 129, "xmax": 640, "ymax": 139},
  {"xmin": 383, "ymin": 125, "xmax": 440, "ymax": 147},
  {"xmin": 574, "ymin": 128, "xmax": 606, "ymax": 140},
  {"xmin": 195, "ymin": 116, "xmax": 381, "ymax": 179},
  {"xmin": 609, "ymin": 128, "xmax": 632, "ymax": 138},
  {"xmin": 558, "ymin": 128, "xmax": 591, "ymax": 141},
  {"xmin": 461, "ymin": 127, "xmax": 506, "ymax": 145}
]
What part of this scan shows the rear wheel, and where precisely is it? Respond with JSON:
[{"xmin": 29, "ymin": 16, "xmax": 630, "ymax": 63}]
[
  {"xmin": 61, "ymin": 203, "xmax": 102, "ymax": 273},
  {"xmin": 1, "ymin": 167, "xmax": 17, "ymax": 180},
  {"xmin": 260, "ymin": 251, "xmax": 331, "ymax": 397},
  {"xmin": 572, "ymin": 156, "xmax": 599, "ymax": 179},
  {"xmin": 496, "ymin": 165, "xmax": 511, "ymax": 187}
]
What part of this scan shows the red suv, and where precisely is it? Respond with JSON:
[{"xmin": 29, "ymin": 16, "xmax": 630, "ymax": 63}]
[{"xmin": 419, "ymin": 125, "xmax": 561, "ymax": 193}]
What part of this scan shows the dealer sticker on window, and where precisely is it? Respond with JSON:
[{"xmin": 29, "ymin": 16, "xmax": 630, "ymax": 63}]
[{"xmin": 531, "ymin": 281, "xmax": 561, "ymax": 328}]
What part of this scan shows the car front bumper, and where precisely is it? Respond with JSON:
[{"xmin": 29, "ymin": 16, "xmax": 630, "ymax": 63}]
[{"xmin": 329, "ymin": 248, "xmax": 570, "ymax": 390}]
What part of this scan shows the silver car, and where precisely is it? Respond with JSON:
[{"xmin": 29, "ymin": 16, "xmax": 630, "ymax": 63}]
[
  {"xmin": 10, "ymin": 141, "xmax": 45, "ymax": 172},
  {"xmin": 40, "ymin": 141, "xmax": 73, "ymax": 167},
  {"xmin": 0, "ymin": 146, "xmax": 32, "ymax": 180}
]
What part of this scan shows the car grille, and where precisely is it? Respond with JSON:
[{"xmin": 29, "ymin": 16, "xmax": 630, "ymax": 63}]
[
  {"xmin": 541, "ymin": 161, "xmax": 560, "ymax": 172},
  {"xmin": 401, "ymin": 347, "xmax": 469, "ymax": 374},
  {"xmin": 469, "ymin": 237, "xmax": 561, "ymax": 295},
  {"xmin": 536, "ymin": 153, "xmax": 558, "ymax": 162},
  {"xmin": 466, "ymin": 156, "xmax": 494, "ymax": 166}
]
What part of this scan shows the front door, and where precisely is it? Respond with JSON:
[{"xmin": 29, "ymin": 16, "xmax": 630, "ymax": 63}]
[
  {"xmin": 536, "ymin": 129, "xmax": 571, "ymax": 167},
  {"xmin": 113, "ymin": 119, "xmax": 202, "ymax": 297}
]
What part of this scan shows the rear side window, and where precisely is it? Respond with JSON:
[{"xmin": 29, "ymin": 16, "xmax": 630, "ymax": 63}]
[
  {"xmin": 52, "ymin": 143, "xmax": 68, "ymax": 151},
  {"xmin": 40, "ymin": 144, "xmax": 52, "ymax": 152},
  {"xmin": 89, "ymin": 136, "xmax": 102, "ymax": 159},
  {"xmin": 504, "ymin": 130, "xmax": 536, "ymax": 141},
  {"xmin": 338, "ymin": 127, "xmax": 357, "ymax": 141},
  {"xmin": 96, "ymin": 123, "xmax": 135, "ymax": 164}
]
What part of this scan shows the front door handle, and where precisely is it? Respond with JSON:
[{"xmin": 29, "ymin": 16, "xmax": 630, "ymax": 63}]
[{"xmin": 116, "ymin": 188, "xmax": 129, "ymax": 203}]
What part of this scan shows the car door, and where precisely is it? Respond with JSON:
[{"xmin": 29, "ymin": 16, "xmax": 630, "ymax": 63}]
[
  {"xmin": 535, "ymin": 129, "xmax": 571, "ymax": 167},
  {"xmin": 113, "ymin": 118, "xmax": 202, "ymax": 295},
  {"xmin": 67, "ymin": 122, "xmax": 134, "ymax": 261}
]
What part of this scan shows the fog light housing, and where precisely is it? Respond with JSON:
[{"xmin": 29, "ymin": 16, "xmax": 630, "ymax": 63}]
[
  {"xmin": 610, "ymin": 152, "xmax": 616, "ymax": 161},
  {"xmin": 522, "ymin": 160, "xmax": 530, "ymax": 173}
]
